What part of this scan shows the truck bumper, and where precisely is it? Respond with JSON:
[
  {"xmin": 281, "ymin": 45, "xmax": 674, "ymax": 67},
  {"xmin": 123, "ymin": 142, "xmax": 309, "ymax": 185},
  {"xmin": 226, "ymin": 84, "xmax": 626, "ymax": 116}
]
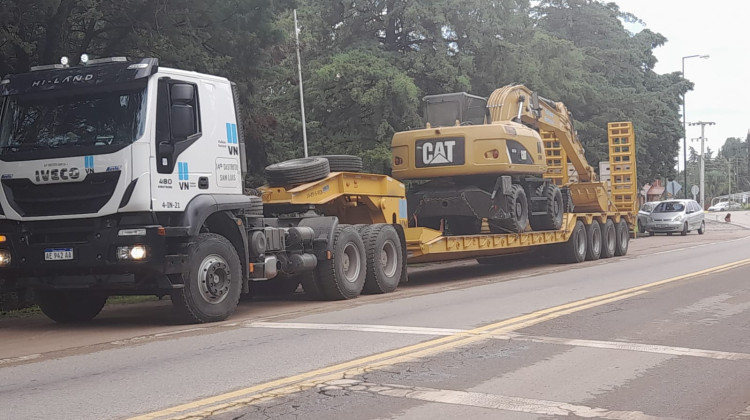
[{"xmin": 0, "ymin": 217, "xmax": 185, "ymax": 291}]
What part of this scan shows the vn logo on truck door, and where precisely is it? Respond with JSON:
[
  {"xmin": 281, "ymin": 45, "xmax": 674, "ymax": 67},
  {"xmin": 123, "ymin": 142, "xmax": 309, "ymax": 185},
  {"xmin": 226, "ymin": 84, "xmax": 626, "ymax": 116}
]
[
  {"xmin": 177, "ymin": 162, "xmax": 190, "ymax": 190},
  {"xmin": 225, "ymin": 123, "xmax": 239, "ymax": 156},
  {"xmin": 415, "ymin": 137, "xmax": 465, "ymax": 168}
]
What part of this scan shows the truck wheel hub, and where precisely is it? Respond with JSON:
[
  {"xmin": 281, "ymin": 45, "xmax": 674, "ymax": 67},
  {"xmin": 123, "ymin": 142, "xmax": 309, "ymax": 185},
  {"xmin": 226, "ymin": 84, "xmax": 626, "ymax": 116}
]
[{"xmin": 198, "ymin": 255, "xmax": 231, "ymax": 304}]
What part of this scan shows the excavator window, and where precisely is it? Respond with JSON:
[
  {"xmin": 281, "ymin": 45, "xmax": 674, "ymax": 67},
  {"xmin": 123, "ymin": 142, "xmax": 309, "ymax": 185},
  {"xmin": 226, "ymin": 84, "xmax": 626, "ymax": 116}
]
[{"xmin": 423, "ymin": 92, "xmax": 487, "ymax": 127}]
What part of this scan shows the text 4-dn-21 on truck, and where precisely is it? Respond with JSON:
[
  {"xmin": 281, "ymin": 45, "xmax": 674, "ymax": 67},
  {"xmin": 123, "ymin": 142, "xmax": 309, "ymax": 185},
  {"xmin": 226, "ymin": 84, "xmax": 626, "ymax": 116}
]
[{"xmin": 0, "ymin": 57, "xmax": 637, "ymax": 324}]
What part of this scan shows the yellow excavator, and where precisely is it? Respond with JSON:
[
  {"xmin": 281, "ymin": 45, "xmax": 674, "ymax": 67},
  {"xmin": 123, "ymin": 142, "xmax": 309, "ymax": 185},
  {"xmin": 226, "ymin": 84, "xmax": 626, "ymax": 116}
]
[{"xmin": 391, "ymin": 84, "xmax": 608, "ymax": 235}]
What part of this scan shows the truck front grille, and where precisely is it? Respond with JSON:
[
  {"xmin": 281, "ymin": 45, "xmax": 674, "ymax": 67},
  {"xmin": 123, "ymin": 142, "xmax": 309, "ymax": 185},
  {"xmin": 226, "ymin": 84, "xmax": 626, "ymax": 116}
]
[{"xmin": 2, "ymin": 171, "xmax": 121, "ymax": 217}]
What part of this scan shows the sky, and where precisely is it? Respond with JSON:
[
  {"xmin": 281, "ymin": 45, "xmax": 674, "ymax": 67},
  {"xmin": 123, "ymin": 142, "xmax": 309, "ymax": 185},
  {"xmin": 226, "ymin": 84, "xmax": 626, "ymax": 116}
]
[{"xmin": 612, "ymin": 0, "xmax": 749, "ymax": 171}]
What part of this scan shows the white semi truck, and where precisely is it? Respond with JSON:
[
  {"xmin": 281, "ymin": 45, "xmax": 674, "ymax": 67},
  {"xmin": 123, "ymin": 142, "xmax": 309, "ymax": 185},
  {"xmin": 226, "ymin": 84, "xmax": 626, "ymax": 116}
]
[{"xmin": 0, "ymin": 57, "xmax": 408, "ymax": 323}]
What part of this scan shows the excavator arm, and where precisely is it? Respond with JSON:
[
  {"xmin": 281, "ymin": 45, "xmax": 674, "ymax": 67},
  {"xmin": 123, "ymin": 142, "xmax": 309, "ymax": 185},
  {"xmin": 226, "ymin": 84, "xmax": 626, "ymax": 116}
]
[{"xmin": 486, "ymin": 85, "xmax": 597, "ymax": 183}]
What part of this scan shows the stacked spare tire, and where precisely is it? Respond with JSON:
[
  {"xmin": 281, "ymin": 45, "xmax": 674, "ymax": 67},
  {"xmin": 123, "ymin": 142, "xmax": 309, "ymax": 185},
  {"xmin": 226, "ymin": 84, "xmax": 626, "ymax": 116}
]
[{"xmin": 265, "ymin": 155, "xmax": 363, "ymax": 188}]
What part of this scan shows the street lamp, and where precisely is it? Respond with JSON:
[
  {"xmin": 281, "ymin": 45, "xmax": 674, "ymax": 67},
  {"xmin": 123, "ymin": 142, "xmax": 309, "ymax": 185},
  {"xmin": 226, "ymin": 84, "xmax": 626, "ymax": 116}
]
[
  {"xmin": 682, "ymin": 54, "xmax": 710, "ymax": 198},
  {"xmin": 689, "ymin": 121, "xmax": 715, "ymax": 209}
]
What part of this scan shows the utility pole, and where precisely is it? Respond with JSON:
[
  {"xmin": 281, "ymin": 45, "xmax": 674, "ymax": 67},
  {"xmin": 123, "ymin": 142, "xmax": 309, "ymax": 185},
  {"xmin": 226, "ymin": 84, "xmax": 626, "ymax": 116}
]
[
  {"xmin": 294, "ymin": 9, "xmax": 308, "ymax": 157},
  {"xmin": 689, "ymin": 121, "xmax": 715, "ymax": 208},
  {"xmin": 681, "ymin": 54, "xmax": 710, "ymax": 198}
]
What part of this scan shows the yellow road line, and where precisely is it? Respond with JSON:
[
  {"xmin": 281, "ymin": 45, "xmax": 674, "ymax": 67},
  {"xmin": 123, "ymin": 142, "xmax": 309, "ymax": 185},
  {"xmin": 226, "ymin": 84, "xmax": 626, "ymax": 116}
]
[{"xmin": 130, "ymin": 258, "xmax": 750, "ymax": 420}]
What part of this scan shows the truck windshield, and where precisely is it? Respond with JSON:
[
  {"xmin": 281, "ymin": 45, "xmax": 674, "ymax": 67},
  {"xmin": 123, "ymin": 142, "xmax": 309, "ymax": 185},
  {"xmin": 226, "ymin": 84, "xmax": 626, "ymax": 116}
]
[{"xmin": 0, "ymin": 87, "xmax": 147, "ymax": 160}]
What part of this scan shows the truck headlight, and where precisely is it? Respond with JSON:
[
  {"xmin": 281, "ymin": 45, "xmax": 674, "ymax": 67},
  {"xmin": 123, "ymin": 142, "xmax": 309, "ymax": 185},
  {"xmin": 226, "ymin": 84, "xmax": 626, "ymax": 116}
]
[
  {"xmin": 117, "ymin": 245, "xmax": 147, "ymax": 261},
  {"xmin": 0, "ymin": 249, "xmax": 11, "ymax": 266}
]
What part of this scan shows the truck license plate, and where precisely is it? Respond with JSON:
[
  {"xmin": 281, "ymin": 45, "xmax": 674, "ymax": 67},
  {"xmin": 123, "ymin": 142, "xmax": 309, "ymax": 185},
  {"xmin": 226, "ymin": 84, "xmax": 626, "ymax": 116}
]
[{"xmin": 44, "ymin": 248, "xmax": 74, "ymax": 261}]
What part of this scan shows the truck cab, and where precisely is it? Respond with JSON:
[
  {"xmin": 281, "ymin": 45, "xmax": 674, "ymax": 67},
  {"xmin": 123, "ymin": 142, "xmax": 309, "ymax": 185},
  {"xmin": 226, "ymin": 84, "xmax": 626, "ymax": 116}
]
[{"xmin": 0, "ymin": 57, "xmax": 264, "ymax": 322}]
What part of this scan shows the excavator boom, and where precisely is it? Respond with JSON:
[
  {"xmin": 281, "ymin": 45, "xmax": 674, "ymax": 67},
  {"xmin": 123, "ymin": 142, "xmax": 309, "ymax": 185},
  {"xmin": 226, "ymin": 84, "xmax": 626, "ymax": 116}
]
[{"xmin": 487, "ymin": 85, "xmax": 596, "ymax": 182}]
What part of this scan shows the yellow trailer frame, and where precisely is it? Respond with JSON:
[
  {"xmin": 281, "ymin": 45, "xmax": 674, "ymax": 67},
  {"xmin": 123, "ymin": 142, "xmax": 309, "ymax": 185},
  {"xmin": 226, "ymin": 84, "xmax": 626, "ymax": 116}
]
[{"xmin": 259, "ymin": 172, "xmax": 634, "ymax": 265}]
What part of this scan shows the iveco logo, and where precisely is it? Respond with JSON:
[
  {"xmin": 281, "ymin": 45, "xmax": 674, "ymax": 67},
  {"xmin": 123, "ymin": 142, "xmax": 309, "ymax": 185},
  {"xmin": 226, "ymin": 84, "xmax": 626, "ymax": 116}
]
[
  {"xmin": 34, "ymin": 167, "xmax": 81, "ymax": 183},
  {"xmin": 415, "ymin": 138, "xmax": 465, "ymax": 168}
]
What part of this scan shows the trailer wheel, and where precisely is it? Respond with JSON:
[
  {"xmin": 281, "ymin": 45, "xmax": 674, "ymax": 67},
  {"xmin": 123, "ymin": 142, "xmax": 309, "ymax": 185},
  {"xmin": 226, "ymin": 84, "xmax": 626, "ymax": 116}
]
[
  {"xmin": 448, "ymin": 216, "xmax": 482, "ymax": 235},
  {"xmin": 490, "ymin": 184, "xmax": 528, "ymax": 233},
  {"xmin": 316, "ymin": 155, "xmax": 364, "ymax": 173},
  {"xmin": 585, "ymin": 221, "xmax": 602, "ymax": 261},
  {"xmin": 600, "ymin": 219, "xmax": 617, "ymax": 258},
  {"xmin": 265, "ymin": 157, "xmax": 330, "ymax": 187},
  {"xmin": 361, "ymin": 224, "xmax": 403, "ymax": 294},
  {"xmin": 615, "ymin": 219, "xmax": 630, "ymax": 256},
  {"xmin": 530, "ymin": 184, "xmax": 564, "ymax": 231},
  {"xmin": 35, "ymin": 290, "xmax": 108, "ymax": 323},
  {"xmin": 171, "ymin": 233, "xmax": 242, "ymax": 323},
  {"xmin": 316, "ymin": 226, "xmax": 366, "ymax": 300},
  {"xmin": 559, "ymin": 220, "xmax": 587, "ymax": 263}
]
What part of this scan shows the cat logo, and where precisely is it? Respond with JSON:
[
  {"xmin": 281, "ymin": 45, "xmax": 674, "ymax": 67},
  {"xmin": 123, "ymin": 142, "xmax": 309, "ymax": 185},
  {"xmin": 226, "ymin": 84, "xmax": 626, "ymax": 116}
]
[{"xmin": 416, "ymin": 138, "xmax": 465, "ymax": 168}]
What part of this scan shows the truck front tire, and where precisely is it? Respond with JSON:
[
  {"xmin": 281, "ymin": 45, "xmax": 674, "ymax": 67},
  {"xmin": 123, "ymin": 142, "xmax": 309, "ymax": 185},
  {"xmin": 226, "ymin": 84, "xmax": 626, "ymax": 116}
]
[
  {"xmin": 171, "ymin": 233, "xmax": 242, "ymax": 323},
  {"xmin": 35, "ymin": 290, "xmax": 108, "ymax": 323}
]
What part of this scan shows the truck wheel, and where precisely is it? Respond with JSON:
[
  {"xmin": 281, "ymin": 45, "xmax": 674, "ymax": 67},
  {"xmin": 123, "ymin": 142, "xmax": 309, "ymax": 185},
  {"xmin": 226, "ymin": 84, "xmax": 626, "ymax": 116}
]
[
  {"xmin": 600, "ymin": 219, "xmax": 616, "ymax": 258},
  {"xmin": 316, "ymin": 155, "xmax": 364, "ymax": 173},
  {"xmin": 559, "ymin": 220, "xmax": 587, "ymax": 263},
  {"xmin": 171, "ymin": 233, "xmax": 242, "ymax": 323},
  {"xmin": 361, "ymin": 224, "xmax": 403, "ymax": 294},
  {"xmin": 316, "ymin": 226, "xmax": 366, "ymax": 300},
  {"xmin": 614, "ymin": 219, "xmax": 629, "ymax": 256},
  {"xmin": 265, "ymin": 157, "xmax": 330, "ymax": 187},
  {"xmin": 585, "ymin": 221, "xmax": 602, "ymax": 261},
  {"xmin": 530, "ymin": 184, "xmax": 564, "ymax": 231},
  {"xmin": 35, "ymin": 290, "xmax": 108, "ymax": 323},
  {"xmin": 448, "ymin": 216, "xmax": 482, "ymax": 235},
  {"xmin": 491, "ymin": 184, "xmax": 528, "ymax": 233}
]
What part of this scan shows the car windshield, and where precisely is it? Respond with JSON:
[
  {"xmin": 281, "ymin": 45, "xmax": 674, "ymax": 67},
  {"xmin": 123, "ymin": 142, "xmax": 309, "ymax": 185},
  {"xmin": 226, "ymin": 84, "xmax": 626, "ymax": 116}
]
[
  {"xmin": 654, "ymin": 201, "xmax": 685, "ymax": 213},
  {"xmin": 0, "ymin": 87, "xmax": 147, "ymax": 159}
]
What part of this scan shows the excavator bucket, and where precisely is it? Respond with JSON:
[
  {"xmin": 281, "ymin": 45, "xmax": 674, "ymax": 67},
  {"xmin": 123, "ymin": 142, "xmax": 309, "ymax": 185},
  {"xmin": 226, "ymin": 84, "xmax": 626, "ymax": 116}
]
[{"xmin": 567, "ymin": 182, "xmax": 613, "ymax": 213}]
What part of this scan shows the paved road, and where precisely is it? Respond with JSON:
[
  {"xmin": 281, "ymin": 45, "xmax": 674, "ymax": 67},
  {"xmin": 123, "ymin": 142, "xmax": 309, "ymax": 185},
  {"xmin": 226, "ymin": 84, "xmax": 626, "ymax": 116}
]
[{"xmin": 1, "ymin": 222, "xmax": 750, "ymax": 419}]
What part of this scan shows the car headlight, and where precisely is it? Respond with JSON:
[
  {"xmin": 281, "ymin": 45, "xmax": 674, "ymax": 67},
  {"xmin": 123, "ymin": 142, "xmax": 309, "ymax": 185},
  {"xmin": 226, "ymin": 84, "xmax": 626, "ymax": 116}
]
[{"xmin": 672, "ymin": 215, "xmax": 682, "ymax": 221}]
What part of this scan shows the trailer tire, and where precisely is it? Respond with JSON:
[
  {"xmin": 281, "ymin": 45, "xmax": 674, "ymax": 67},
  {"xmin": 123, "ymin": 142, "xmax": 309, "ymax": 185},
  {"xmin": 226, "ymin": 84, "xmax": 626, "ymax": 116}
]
[
  {"xmin": 490, "ymin": 184, "xmax": 528, "ymax": 233},
  {"xmin": 316, "ymin": 226, "xmax": 366, "ymax": 300},
  {"xmin": 559, "ymin": 220, "xmax": 587, "ymax": 263},
  {"xmin": 600, "ymin": 219, "xmax": 617, "ymax": 259},
  {"xmin": 361, "ymin": 224, "xmax": 403, "ymax": 294},
  {"xmin": 171, "ymin": 233, "xmax": 242, "ymax": 323},
  {"xmin": 615, "ymin": 219, "xmax": 630, "ymax": 256},
  {"xmin": 316, "ymin": 155, "xmax": 364, "ymax": 173},
  {"xmin": 35, "ymin": 290, "xmax": 108, "ymax": 323},
  {"xmin": 585, "ymin": 221, "xmax": 602, "ymax": 261},
  {"xmin": 530, "ymin": 184, "xmax": 564, "ymax": 231},
  {"xmin": 265, "ymin": 157, "xmax": 330, "ymax": 187}
]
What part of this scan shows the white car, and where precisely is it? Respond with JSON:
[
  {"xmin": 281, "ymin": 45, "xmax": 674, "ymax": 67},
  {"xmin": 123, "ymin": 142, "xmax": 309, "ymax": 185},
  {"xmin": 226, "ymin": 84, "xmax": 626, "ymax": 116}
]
[{"xmin": 708, "ymin": 201, "xmax": 742, "ymax": 211}]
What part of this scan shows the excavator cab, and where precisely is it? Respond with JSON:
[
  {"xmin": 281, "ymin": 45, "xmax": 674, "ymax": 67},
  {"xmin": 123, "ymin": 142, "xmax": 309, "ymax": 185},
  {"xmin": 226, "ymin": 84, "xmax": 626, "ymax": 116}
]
[{"xmin": 423, "ymin": 93, "xmax": 488, "ymax": 127}]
